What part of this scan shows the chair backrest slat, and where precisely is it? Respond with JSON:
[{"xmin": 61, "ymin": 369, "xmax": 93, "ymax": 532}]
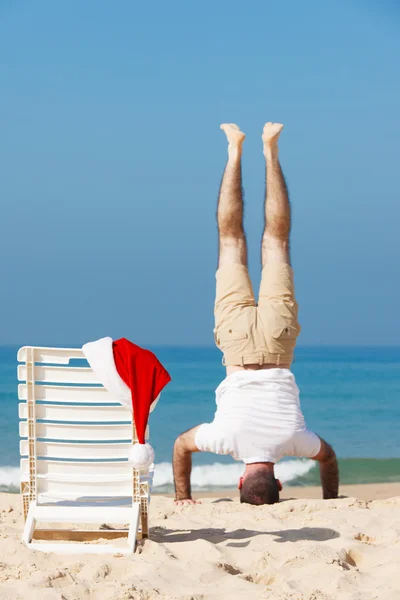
[
  {"xmin": 20, "ymin": 459, "xmax": 132, "ymax": 478},
  {"xmin": 18, "ymin": 347, "xmax": 85, "ymax": 364},
  {"xmin": 20, "ymin": 440, "xmax": 132, "ymax": 460},
  {"xmin": 19, "ymin": 403, "xmax": 131, "ymax": 423},
  {"xmin": 18, "ymin": 384, "xmax": 124, "ymax": 404},
  {"xmin": 18, "ymin": 365, "xmax": 101, "ymax": 385},
  {"xmin": 19, "ymin": 422, "xmax": 133, "ymax": 441},
  {"xmin": 31, "ymin": 478, "xmax": 135, "ymax": 496}
]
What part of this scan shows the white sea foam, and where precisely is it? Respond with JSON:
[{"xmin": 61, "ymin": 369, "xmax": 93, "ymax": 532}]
[
  {"xmin": 0, "ymin": 459, "xmax": 316, "ymax": 492},
  {"xmin": 0, "ymin": 467, "xmax": 20, "ymax": 490},
  {"xmin": 153, "ymin": 459, "xmax": 316, "ymax": 490}
]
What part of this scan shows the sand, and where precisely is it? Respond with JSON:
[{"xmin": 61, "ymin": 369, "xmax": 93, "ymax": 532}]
[{"xmin": 1, "ymin": 485, "xmax": 400, "ymax": 600}]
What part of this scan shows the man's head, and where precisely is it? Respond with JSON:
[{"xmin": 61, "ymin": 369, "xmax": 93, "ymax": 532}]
[{"xmin": 239, "ymin": 465, "xmax": 281, "ymax": 505}]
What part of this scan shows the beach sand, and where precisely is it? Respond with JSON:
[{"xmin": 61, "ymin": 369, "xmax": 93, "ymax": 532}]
[{"xmin": 1, "ymin": 484, "xmax": 399, "ymax": 600}]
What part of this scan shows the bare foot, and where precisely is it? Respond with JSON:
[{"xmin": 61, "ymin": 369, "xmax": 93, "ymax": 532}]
[
  {"xmin": 262, "ymin": 122, "xmax": 284, "ymax": 150},
  {"xmin": 220, "ymin": 123, "xmax": 246, "ymax": 151}
]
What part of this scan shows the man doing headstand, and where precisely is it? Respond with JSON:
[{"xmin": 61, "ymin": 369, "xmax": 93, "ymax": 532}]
[{"xmin": 173, "ymin": 122, "xmax": 339, "ymax": 505}]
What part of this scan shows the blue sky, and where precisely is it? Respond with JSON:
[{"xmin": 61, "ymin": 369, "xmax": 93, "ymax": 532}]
[{"xmin": 0, "ymin": 0, "xmax": 399, "ymax": 346}]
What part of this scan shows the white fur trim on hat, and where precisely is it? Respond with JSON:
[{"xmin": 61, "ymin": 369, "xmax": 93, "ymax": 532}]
[
  {"xmin": 129, "ymin": 443, "xmax": 155, "ymax": 470},
  {"xmin": 82, "ymin": 337, "xmax": 131, "ymax": 411},
  {"xmin": 82, "ymin": 337, "xmax": 161, "ymax": 412}
]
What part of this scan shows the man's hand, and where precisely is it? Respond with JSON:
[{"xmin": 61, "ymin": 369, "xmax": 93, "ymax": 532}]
[
  {"xmin": 312, "ymin": 438, "xmax": 339, "ymax": 499},
  {"xmin": 174, "ymin": 498, "xmax": 202, "ymax": 506}
]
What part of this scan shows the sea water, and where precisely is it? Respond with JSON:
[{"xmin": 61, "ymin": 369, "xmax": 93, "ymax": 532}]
[{"xmin": 1, "ymin": 345, "xmax": 399, "ymax": 492}]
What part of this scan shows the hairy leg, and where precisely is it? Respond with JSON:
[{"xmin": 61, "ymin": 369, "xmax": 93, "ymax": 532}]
[
  {"xmin": 262, "ymin": 122, "xmax": 291, "ymax": 267},
  {"xmin": 218, "ymin": 124, "xmax": 247, "ymax": 267}
]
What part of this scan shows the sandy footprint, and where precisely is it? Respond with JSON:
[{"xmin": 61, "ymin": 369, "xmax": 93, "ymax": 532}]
[{"xmin": 354, "ymin": 532, "xmax": 376, "ymax": 545}]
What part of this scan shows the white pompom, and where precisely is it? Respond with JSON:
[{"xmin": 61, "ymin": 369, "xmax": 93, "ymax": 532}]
[{"xmin": 128, "ymin": 443, "xmax": 155, "ymax": 470}]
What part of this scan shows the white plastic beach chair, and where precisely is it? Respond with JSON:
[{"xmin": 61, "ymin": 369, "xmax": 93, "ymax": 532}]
[{"xmin": 18, "ymin": 346, "xmax": 153, "ymax": 554}]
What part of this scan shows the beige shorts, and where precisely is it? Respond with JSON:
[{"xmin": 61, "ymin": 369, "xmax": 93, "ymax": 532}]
[{"xmin": 214, "ymin": 263, "xmax": 301, "ymax": 367}]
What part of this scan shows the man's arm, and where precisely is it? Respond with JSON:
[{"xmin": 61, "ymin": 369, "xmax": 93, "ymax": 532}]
[
  {"xmin": 173, "ymin": 426, "xmax": 201, "ymax": 505},
  {"xmin": 312, "ymin": 438, "xmax": 339, "ymax": 499}
]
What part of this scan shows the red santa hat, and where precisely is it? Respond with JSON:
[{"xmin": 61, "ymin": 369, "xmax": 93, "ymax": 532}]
[{"xmin": 82, "ymin": 337, "xmax": 171, "ymax": 469}]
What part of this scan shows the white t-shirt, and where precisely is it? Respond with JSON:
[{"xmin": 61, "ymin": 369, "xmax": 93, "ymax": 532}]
[{"xmin": 195, "ymin": 369, "xmax": 321, "ymax": 464}]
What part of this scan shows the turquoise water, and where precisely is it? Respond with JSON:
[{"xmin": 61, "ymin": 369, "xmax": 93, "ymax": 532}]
[{"xmin": 1, "ymin": 345, "xmax": 399, "ymax": 491}]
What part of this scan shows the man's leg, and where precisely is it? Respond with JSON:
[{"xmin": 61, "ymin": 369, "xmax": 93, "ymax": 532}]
[
  {"xmin": 258, "ymin": 123, "xmax": 299, "ymax": 365},
  {"xmin": 218, "ymin": 124, "xmax": 247, "ymax": 267},
  {"xmin": 261, "ymin": 122, "xmax": 291, "ymax": 266},
  {"xmin": 215, "ymin": 124, "xmax": 256, "ymax": 361}
]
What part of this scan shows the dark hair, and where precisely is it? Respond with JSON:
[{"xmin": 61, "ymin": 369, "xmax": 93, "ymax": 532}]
[{"xmin": 240, "ymin": 471, "xmax": 280, "ymax": 505}]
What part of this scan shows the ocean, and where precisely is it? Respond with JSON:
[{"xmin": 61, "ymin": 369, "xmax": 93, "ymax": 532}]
[{"xmin": 1, "ymin": 345, "xmax": 399, "ymax": 493}]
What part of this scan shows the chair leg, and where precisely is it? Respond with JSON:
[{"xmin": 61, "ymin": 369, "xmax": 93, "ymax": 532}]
[
  {"xmin": 22, "ymin": 501, "xmax": 37, "ymax": 545},
  {"xmin": 127, "ymin": 504, "xmax": 140, "ymax": 553},
  {"xmin": 140, "ymin": 499, "xmax": 149, "ymax": 538}
]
